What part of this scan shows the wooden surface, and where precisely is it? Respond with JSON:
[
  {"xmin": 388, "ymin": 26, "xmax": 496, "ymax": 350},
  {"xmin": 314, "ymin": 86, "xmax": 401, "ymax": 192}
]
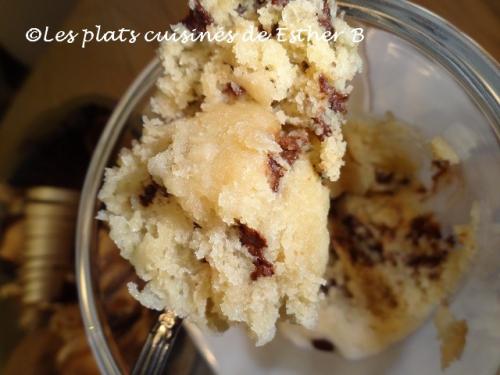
[
  {"xmin": 0, "ymin": 0, "xmax": 498, "ymax": 179},
  {"xmin": 416, "ymin": 0, "xmax": 499, "ymax": 59}
]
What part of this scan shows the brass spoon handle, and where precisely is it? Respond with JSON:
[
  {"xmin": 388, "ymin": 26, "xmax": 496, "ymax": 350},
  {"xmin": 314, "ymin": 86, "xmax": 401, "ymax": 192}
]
[{"xmin": 132, "ymin": 311, "xmax": 182, "ymax": 375}]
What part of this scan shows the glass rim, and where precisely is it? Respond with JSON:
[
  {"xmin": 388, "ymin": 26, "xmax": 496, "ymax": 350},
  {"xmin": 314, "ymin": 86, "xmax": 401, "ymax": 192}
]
[
  {"xmin": 343, "ymin": 0, "xmax": 499, "ymax": 138},
  {"xmin": 76, "ymin": 1, "xmax": 500, "ymax": 373}
]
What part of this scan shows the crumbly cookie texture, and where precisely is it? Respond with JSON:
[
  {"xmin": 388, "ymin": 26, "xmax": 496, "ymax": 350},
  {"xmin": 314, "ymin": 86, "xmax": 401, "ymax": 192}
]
[
  {"xmin": 99, "ymin": 0, "xmax": 361, "ymax": 345},
  {"xmin": 155, "ymin": 0, "xmax": 361, "ymax": 180},
  {"xmin": 281, "ymin": 115, "xmax": 477, "ymax": 358}
]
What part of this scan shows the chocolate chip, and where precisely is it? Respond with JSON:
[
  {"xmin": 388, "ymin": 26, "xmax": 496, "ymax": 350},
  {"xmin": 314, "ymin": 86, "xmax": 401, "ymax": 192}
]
[
  {"xmin": 268, "ymin": 155, "xmax": 285, "ymax": 192},
  {"xmin": 271, "ymin": 0, "xmax": 289, "ymax": 6},
  {"xmin": 319, "ymin": 74, "xmax": 349, "ymax": 114},
  {"xmin": 278, "ymin": 129, "xmax": 309, "ymax": 165},
  {"xmin": 139, "ymin": 181, "xmax": 169, "ymax": 207},
  {"xmin": 318, "ymin": 74, "xmax": 331, "ymax": 94},
  {"xmin": 311, "ymin": 338, "xmax": 335, "ymax": 352},
  {"xmin": 312, "ymin": 117, "xmax": 333, "ymax": 141},
  {"xmin": 333, "ymin": 214, "xmax": 385, "ymax": 266},
  {"xmin": 251, "ymin": 257, "xmax": 275, "ymax": 280},
  {"xmin": 324, "ymin": 89, "xmax": 349, "ymax": 113},
  {"xmin": 267, "ymin": 128, "xmax": 308, "ymax": 191},
  {"xmin": 301, "ymin": 61, "xmax": 310, "ymax": 72},
  {"xmin": 271, "ymin": 23, "xmax": 280, "ymax": 36},
  {"xmin": 237, "ymin": 222, "xmax": 268, "ymax": 258},
  {"xmin": 139, "ymin": 184, "xmax": 157, "ymax": 207},
  {"xmin": 404, "ymin": 214, "xmax": 454, "ymax": 270},
  {"xmin": 236, "ymin": 222, "xmax": 274, "ymax": 280},
  {"xmin": 445, "ymin": 234, "xmax": 456, "ymax": 247},
  {"xmin": 224, "ymin": 82, "xmax": 246, "ymax": 97},
  {"xmin": 375, "ymin": 170, "xmax": 395, "ymax": 184},
  {"xmin": 406, "ymin": 252, "xmax": 448, "ymax": 269},
  {"xmin": 182, "ymin": 0, "xmax": 214, "ymax": 33},
  {"xmin": 432, "ymin": 160, "xmax": 451, "ymax": 184},
  {"xmin": 235, "ymin": 3, "xmax": 247, "ymax": 14},
  {"xmin": 406, "ymin": 215, "xmax": 442, "ymax": 245},
  {"xmin": 403, "ymin": 214, "xmax": 458, "ymax": 272},
  {"xmin": 318, "ymin": 0, "xmax": 335, "ymax": 34}
]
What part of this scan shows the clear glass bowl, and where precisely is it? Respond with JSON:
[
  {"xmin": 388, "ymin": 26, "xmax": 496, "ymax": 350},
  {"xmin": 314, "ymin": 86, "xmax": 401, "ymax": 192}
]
[{"xmin": 76, "ymin": 1, "xmax": 500, "ymax": 374}]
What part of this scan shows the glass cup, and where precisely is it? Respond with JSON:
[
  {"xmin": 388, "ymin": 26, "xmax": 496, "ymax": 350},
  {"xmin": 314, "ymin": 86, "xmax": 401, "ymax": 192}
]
[{"xmin": 76, "ymin": 1, "xmax": 500, "ymax": 374}]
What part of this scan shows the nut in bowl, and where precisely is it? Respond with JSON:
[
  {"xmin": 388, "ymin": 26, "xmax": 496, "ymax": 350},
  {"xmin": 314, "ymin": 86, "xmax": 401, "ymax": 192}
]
[{"xmin": 76, "ymin": 0, "xmax": 500, "ymax": 374}]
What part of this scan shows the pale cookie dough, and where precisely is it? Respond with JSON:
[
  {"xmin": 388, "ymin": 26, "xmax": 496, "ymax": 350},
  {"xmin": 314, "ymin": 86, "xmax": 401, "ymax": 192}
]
[
  {"xmin": 99, "ymin": 0, "xmax": 361, "ymax": 345},
  {"xmin": 281, "ymin": 115, "xmax": 477, "ymax": 358}
]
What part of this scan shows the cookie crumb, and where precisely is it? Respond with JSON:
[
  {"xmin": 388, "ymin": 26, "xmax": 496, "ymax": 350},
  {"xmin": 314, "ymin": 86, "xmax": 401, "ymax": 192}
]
[
  {"xmin": 431, "ymin": 137, "xmax": 460, "ymax": 165},
  {"xmin": 434, "ymin": 304, "xmax": 468, "ymax": 370}
]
